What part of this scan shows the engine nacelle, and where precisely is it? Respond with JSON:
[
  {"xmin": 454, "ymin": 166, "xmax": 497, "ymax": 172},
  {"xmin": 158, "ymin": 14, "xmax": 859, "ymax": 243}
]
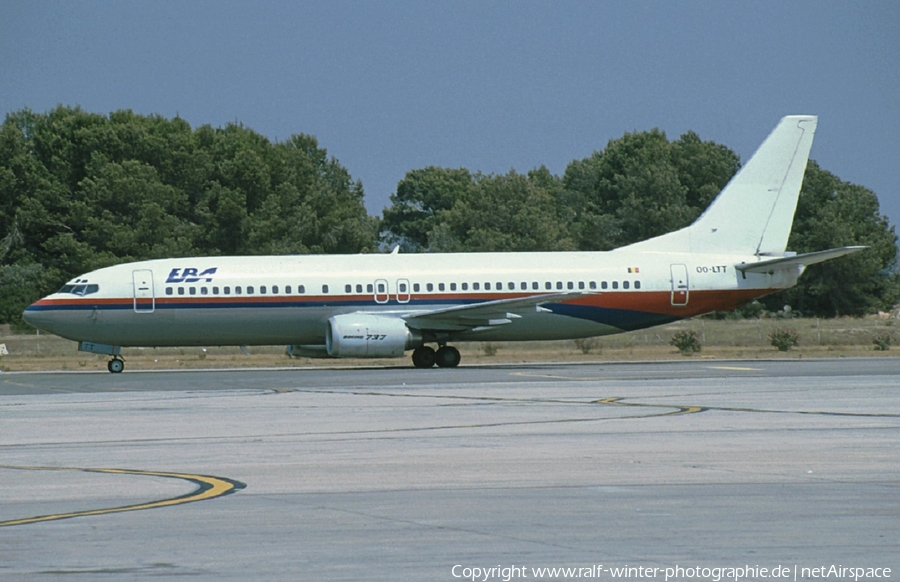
[{"xmin": 326, "ymin": 314, "xmax": 422, "ymax": 358}]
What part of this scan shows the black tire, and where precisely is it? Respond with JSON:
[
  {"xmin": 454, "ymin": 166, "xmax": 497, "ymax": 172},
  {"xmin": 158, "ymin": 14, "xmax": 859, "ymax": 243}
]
[
  {"xmin": 107, "ymin": 358, "xmax": 124, "ymax": 373},
  {"xmin": 435, "ymin": 346, "xmax": 461, "ymax": 368},
  {"xmin": 412, "ymin": 346, "xmax": 436, "ymax": 368}
]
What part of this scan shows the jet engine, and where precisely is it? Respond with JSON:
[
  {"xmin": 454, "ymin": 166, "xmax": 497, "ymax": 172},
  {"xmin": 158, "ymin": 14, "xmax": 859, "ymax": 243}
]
[{"xmin": 326, "ymin": 313, "xmax": 422, "ymax": 358}]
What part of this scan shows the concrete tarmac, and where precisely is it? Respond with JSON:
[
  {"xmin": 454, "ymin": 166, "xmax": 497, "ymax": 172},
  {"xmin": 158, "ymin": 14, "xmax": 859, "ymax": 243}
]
[{"xmin": 1, "ymin": 359, "xmax": 898, "ymax": 581}]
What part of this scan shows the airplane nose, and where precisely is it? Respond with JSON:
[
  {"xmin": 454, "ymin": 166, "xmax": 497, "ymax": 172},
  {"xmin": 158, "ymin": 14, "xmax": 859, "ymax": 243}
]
[
  {"xmin": 22, "ymin": 302, "xmax": 52, "ymax": 332},
  {"xmin": 22, "ymin": 303, "xmax": 39, "ymax": 327}
]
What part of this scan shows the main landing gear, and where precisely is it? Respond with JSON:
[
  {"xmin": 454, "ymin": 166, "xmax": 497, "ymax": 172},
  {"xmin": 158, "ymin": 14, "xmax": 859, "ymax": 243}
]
[
  {"xmin": 107, "ymin": 357, "xmax": 125, "ymax": 374},
  {"xmin": 411, "ymin": 345, "xmax": 461, "ymax": 369}
]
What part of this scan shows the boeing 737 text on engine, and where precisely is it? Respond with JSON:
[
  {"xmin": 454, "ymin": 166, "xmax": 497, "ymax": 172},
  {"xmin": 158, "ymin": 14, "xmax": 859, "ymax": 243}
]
[{"xmin": 24, "ymin": 116, "xmax": 864, "ymax": 372}]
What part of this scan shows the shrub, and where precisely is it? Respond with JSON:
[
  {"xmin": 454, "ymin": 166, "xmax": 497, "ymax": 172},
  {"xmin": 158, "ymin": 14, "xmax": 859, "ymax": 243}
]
[
  {"xmin": 574, "ymin": 337, "xmax": 600, "ymax": 354},
  {"xmin": 769, "ymin": 328, "xmax": 800, "ymax": 351},
  {"xmin": 481, "ymin": 342, "xmax": 499, "ymax": 357},
  {"xmin": 873, "ymin": 333, "xmax": 891, "ymax": 351},
  {"xmin": 670, "ymin": 330, "xmax": 702, "ymax": 355}
]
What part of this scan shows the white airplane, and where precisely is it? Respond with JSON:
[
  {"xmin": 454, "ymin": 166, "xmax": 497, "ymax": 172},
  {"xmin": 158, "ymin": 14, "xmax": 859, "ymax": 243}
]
[{"xmin": 24, "ymin": 115, "xmax": 864, "ymax": 372}]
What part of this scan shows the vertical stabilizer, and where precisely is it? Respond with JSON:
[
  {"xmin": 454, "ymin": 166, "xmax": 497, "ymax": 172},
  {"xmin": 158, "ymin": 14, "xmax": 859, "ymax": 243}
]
[{"xmin": 624, "ymin": 115, "xmax": 817, "ymax": 255}]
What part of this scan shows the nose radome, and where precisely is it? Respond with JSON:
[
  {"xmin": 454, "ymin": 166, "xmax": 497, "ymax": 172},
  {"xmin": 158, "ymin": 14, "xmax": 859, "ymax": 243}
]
[{"xmin": 22, "ymin": 302, "xmax": 50, "ymax": 332}]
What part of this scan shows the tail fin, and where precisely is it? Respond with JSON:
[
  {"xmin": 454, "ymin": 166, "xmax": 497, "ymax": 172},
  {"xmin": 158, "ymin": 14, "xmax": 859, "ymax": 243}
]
[{"xmin": 625, "ymin": 115, "xmax": 817, "ymax": 255}]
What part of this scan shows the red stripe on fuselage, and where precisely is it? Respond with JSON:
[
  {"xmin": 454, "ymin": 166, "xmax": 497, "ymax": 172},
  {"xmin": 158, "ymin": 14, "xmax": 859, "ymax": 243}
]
[{"xmin": 30, "ymin": 288, "xmax": 768, "ymax": 316}]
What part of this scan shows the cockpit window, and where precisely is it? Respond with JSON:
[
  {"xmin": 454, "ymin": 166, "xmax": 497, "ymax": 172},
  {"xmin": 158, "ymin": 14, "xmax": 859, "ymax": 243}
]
[{"xmin": 58, "ymin": 283, "xmax": 100, "ymax": 296}]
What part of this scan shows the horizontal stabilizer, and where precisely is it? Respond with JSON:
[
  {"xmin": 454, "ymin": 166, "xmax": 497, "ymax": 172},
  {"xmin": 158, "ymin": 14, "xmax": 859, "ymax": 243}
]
[{"xmin": 736, "ymin": 246, "xmax": 866, "ymax": 274}]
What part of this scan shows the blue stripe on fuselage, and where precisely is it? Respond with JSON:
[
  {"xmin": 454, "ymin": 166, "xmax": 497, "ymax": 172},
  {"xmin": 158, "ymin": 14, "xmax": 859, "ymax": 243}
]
[{"xmin": 546, "ymin": 303, "xmax": 677, "ymax": 332}]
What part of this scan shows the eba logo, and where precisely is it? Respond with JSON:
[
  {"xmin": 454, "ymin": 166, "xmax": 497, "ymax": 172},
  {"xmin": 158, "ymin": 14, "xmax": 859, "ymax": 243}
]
[{"xmin": 166, "ymin": 267, "xmax": 218, "ymax": 284}]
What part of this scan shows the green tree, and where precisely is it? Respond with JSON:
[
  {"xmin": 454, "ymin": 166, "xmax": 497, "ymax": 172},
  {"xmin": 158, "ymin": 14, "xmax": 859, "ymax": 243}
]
[
  {"xmin": 0, "ymin": 263, "xmax": 48, "ymax": 329},
  {"xmin": 247, "ymin": 134, "xmax": 379, "ymax": 254},
  {"xmin": 380, "ymin": 167, "xmax": 472, "ymax": 251},
  {"xmin": 562, "ymin": 128, "xmax": 740, "ymax": 250},
  {"xmin": 429, "ymin": 169, "xmax": 576, "ymax": 252}
]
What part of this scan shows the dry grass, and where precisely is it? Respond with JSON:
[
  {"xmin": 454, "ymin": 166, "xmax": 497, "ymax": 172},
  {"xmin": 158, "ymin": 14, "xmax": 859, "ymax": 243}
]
[{"xmin": 1, "ymin": 315, "xmax": 898, "ymax": 372}]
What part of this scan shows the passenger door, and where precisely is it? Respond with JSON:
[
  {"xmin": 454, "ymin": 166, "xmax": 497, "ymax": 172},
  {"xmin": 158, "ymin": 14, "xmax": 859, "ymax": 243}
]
[
  {"xmin": 670, "ymin": 264, "xmax": 689, "ymax": 306},
  {"xmin": 133, "ymin": 269, "xmax": 155, "ymax": 313}
]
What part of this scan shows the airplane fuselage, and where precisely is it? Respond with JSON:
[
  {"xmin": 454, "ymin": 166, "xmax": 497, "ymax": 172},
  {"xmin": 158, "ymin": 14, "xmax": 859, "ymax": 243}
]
[{"xmin": 24, "ymin": 249, "xmax": 794, "ymax": 348}]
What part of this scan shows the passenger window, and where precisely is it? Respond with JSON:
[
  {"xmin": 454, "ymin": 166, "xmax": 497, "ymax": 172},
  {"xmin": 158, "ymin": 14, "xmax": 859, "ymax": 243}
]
[
  {"xmin": 177, "ymin": 287, "xmax": 185, "ymax": 296},
  {"xmin": 235, "ymin": 286, "xmax": 242, "ymax": 295},
  {"xmin": 189, "ymin": 287, "xmax": 197, "ymax": 295},
  {"xmin": 545, "ymin": 282, "xmax": 552, "ymax": 290},
  {"xmin": 439, "ymin": 283, "xmax": 445, "ymax": 291},
  {"xmin": 213, "ymin": 286, "xmax": 220, "ymax": 295},
  {"xmin": 556, "ymin": 282, "xmax": 563, "ymax": 290},
  {"xmin": 413, "ymin": 283, "xmax": 420, "ymax": 292},
  {"xmin": 247, "ymin": 286, "xmax": 254, "ymax": 294},
  {"xmin": 322, "ymin": 285, "xmax": 328, "ymax": 294},
  {"xmin": 612, "ymin": 281, "xmax": 619, "ymax": 290},
  {"xmin": 299, "ymin": 285, "xmax": 305, "ymax": 294},
  {"xmin": 427, "ymin": 283, "xmax": 434, "ymax": 292},
  {"xmin": 601, "ymin": 282, "xmax": 608, "ymax": 290},
  {"xmin": 635, "ymin": 281, "xmax": 641, "ymax": 289},
  {"xmin": 272, "ymin": 285, "xmax": 279, "ymax": 294},
  {"xmin": 345, "ymin": 284, "xmax": 352, "ymax": 293},
  {"xmin": 461, "ymin": 282, "xmax": 468, "ymax": 291},
  {"xmin": 520, "ymin": 282, "xmax": 527, "ymax": 290},
  {"xmin": 166, "ymin": 287, "xmax": 173, "ymax": 296},
  {"xmin": 578, "ymin": 281, "xmax": 585, "ymax": 290},
  {"xmin": 496, "ymin": 282, "xmax": 502, "ymax": 290},
  {"xmin": 473, "ymin": 282, "xmax": 480, "ymax": 291},
  {"xmin": 623, "ymin": 281, "xmax": 630, "ymax": 290},
  {"xmin": 260, "ymin": 286, "xmax": 266, "ymax": 294},
  {"xmin": 377, "ymin": 283, "xmax": 385, "ymax": 293},
  {"xmin": 450, "ymin": 283, "xmax": 457, "ymax": 291},
  {"xmin": 589, "ymin": 281, "xmax": 597, "ymax": 290},
  {"xmin": 508, "ymin": 282, "xmax": 515, "ymax": 290},
  {"xmin": 400, "ymin": 282, "xmax": 408, "ymax": 292},
  {"xmin": 356, "ymin": 284, "xmax": 363, "ymax": 293},
  {"xmin": 285, "ymin": 285, "xmax": 291, "ymax": 294},
  {"xmin": 201, "ymin": 287, "xmax": 208, "ymax": 295},
  {"xmin": 484, "ymin": 282, "xmax": 491, "ymax": 290},
  {"xmin": 567, "ymin": 282, "xmax": 574, "ymax": 290},
  {"xmin": 224, "ymin": 287, "xmax": 231, "ymax": 295},
  {"xmin": 532, "ymin": 282, "xmax": 539, "ymax": 290}
]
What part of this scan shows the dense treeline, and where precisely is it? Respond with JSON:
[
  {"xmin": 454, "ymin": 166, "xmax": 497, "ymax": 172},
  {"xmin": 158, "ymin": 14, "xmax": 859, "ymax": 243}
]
[
  {"xmin": 1, "ymin": 106, "xmax": 897, "ymax": 328},
  {"xmin": 0, "ymin": 106, "xmax": 378, "ymax": 325}
]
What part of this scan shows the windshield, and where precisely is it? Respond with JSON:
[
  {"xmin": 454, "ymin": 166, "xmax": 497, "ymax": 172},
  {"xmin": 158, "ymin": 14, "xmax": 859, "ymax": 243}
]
[{"xmin": 57, "ymin": 283, "xmax": 100, "ymax": 296}]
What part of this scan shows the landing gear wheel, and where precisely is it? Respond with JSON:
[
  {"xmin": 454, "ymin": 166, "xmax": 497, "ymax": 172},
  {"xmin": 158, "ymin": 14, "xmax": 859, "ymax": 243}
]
[
  {"xmin": 435, "ymin": 346, "xmax": 461, "ymax": 368},
  {"xmin": 412, "ymin": 346, "xmax": 436, "ymax": 368},
  {"xmin": 107, "ymin": 358, "xmax": 125, "ymax": 374}
]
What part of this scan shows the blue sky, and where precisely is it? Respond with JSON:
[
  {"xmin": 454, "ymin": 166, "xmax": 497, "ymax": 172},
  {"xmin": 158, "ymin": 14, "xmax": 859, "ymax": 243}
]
[{"xmin": 3, "ymin": 1, "xmax": 898, "ymax": 231}]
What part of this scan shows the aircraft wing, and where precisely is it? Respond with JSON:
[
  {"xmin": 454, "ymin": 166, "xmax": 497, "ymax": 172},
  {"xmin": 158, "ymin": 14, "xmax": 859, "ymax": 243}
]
[
  {"xmin": 401, "ymin": 292, "xmax": 585, "ymax": 332},
  {"xmin": 736, "ymin": 246, "xmax": 867, "ymax": 274}
]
